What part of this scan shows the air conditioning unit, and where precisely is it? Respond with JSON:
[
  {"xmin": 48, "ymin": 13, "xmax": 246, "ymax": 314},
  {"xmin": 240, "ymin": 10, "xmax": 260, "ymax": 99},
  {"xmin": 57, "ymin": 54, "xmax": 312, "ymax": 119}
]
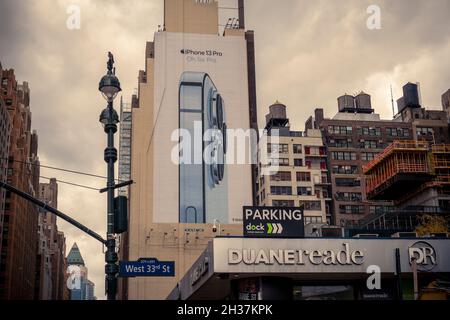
[
  {"xmin": 391, "ymin": 232, "xmax": 418, "ymax": 238},
  {"xmin": 353, "ymin": 233, "xmax": 379, "ymax": 238}
]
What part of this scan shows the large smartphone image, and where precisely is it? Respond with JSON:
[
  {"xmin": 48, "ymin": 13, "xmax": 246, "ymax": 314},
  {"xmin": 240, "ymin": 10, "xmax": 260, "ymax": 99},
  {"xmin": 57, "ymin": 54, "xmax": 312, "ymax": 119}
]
[{"xmin": 178, "ymin": 71, "xmax": 228, "ymax": 223}]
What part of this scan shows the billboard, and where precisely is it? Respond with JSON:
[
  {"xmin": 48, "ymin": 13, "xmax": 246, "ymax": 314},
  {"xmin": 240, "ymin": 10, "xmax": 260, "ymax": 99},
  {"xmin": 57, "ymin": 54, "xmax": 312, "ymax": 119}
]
[
  {"xmin": 243, "ymin": 206, "xmax": 305, "ymax": 238},
  {"xmin": 152, "ymin": 31, "xmax": 253, "ymax": 224}
]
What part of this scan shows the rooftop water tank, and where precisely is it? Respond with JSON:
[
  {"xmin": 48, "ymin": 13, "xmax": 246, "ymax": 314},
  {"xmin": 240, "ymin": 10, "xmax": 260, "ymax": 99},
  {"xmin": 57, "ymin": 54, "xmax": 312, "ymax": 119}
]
[
  {"xmin": 403, "ymin": 82, "xmax": 420, "ymax": 108},
  {"xmin": 355, "ymin": 91, "xmax": 372, "ymax": 112},
  {"xmin": 268, "ymin": 101, "xmax": 287, "ymax": 119},
  {"xmin": 338, "ymin": 94, "xmax": 355, "ymax": 112},
  {"xmin": 266, "ymin": 101, "xmax": 289, "ymax": 128}
]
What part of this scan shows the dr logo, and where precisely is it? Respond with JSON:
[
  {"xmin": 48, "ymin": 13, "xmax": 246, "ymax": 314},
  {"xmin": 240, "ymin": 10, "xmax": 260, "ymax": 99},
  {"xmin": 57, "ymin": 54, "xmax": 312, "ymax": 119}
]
[{"xmin": 408, "ymin": 241, "xmax": 437, "ymax": 271}]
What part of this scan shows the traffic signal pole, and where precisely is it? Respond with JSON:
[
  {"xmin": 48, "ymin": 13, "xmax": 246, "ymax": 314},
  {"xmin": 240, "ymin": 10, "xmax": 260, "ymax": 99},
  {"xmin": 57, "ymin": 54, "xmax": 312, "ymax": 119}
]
[{"xmin": 0, "ymin": 180, "xmax": 106, "ymax": 245}]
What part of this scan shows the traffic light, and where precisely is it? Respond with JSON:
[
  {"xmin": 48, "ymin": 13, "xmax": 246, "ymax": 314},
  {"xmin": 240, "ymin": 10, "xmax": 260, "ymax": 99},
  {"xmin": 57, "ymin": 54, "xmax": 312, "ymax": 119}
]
[{"xmin": 114, "ymin": 196, "xmax": 128, "ymax": 234}]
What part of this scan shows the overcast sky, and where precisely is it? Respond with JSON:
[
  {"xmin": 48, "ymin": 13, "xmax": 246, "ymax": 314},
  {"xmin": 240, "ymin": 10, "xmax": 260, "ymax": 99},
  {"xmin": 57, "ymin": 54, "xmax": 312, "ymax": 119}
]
[{"xmin": 0, "ymin": 0, "xmax": 449, "ymax": 299}]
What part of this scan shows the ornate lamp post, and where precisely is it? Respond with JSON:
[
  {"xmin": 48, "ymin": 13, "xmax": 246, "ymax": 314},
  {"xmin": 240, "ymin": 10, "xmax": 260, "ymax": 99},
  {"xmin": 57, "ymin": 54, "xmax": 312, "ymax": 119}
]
[{"xmin": 99, "ymin": 52, "xmax": 121, "ymax": 300}]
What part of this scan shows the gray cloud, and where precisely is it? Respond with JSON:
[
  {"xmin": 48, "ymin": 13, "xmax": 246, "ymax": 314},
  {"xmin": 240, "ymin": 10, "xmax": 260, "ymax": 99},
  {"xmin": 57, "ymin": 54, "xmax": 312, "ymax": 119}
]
[{"xmin": 1, "ymin": 0, "xmax": 449, "ymax": 299}]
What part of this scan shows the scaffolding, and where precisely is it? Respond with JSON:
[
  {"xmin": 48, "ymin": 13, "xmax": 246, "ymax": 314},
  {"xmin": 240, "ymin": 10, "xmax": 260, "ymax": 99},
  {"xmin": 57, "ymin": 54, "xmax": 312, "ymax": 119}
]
[
  {"xmin": 342, "ymin": 141, "xmax": 450, "ymax": 232},
  {"xmin": 364, "ymin": 141, "xmax": 432, "ymax": 200}
]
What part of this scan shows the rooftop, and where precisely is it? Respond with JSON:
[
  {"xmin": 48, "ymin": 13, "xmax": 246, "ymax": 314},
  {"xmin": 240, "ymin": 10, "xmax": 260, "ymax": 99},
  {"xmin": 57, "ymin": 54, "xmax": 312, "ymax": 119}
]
[{"xmin": 67, "ymin": 243, "xmax": 85, "ymax": 266}]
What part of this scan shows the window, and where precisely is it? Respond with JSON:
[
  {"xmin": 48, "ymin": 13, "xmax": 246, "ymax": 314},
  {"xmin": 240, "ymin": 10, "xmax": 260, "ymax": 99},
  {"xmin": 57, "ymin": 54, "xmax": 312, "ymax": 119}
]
[
  {"xmin": 294, "ymin": 159, "xmax": 303, "ymax": 167},
  {"xmin": 416, "ymin": 127, "xmax": 434, "ymax": 136},
  {"xmin": 329, "ymin": 139, "xmax": 352, "ymax": 148},
  {"xmin": 358, "ymin": 127, "xmax": 381, "ymax": 136},
  {"xmin": 328, "ymin": 126, "xmax": 352, "ymax": 135},
  {"xmin": 304, "ymin": 216, "xmax": 323, "ymax": 224},
  {"xmin": 332, "ymin": 165, "xmax": 358, "ymax": 174},
  {"xmin": 272, "ymin": 200, "xmax": 295, "ymax": 207},
  {"xmin": 305, "ymin": 146, "xmax": 325, "ymax": 156},
  {"xmin": 387, "ymin": 127, "xmax": 397, "ymax": 137},
  {"xmin": 268, "ymin": 143, "xmax": 289, "ymax": 154},
  {"xmin": 369, "ymin": 206, "xmax": 394, "ymax": 215},
  {"xmin": 335, "ymin": 178, "xmax": 361, "ymax": 187},
  {"xmin": 387, "ymin": 127, "xmax": 410, "ymax": 137},
  {"xmin": 331, "ymin": 152, "xmax": 356, "ymax": 161},
  {"xmin": 293, "ymin": 144, "xmax": 302, "ymax": 154},
  {"xmin": 296, "ymin": 172, "xmax": 311, "ymax": 182},
  {"xmin": 301, "ymin": 201, "xmax": 322, "ymax": 211},
  {"xmin": 297, "ymin": 187, "xmax": 312, "ymax": 196},
  {"xmin": 270, "ymin": 171, "xmax": 291, "ymax": 181},
  {"xmin": 271, "ymin": 158, "xmax": 289, "ymax": 166},
  {"xmin": 335, "ymin": 192, "xmax": 362, "ymax": 201},
  {"xmin": 361, "ymin": 152, "xmax": 377, "ymax": 161},
  {"xmin": 339, "ymin": 205, "xmax": 365, "ymax": 214},
  {"xmin": 270, "ymin": 186, "xmax": 292, "ymax": 195},
  {"xmin": 363, "ymin": 140, "xmax": 378, "ymax": 149}
]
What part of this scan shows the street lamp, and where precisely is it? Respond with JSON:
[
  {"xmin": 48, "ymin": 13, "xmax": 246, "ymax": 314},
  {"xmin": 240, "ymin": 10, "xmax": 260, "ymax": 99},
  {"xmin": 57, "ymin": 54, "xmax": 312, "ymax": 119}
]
[{"xmin": 99, "ymin": 51, "xmax": 121, "ymax": 300}]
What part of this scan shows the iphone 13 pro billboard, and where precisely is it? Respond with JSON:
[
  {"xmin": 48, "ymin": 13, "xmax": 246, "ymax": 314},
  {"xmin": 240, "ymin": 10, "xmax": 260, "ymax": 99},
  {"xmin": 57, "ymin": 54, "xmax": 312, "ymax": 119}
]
[{"xmin": 152, "ymin": 31, "xmax": 252, "ymax": 224}]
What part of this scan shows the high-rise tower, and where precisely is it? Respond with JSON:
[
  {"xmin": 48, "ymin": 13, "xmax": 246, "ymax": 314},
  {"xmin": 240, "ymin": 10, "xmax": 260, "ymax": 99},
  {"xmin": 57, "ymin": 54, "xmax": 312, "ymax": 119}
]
[{"xmin": 125, "ymin": 0, "xmax": 257, "ymax": 299}]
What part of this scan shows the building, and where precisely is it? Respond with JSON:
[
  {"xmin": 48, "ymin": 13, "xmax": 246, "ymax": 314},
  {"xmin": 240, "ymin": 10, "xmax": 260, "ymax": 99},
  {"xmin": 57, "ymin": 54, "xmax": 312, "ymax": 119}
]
[
  {"xmin": 117, "ymin": 95, "xmax": 135, "ymax": 299},
  {"xmin": 35, "ymin": 211, "xmax": 53, "ymax": 300},
  {"xmin": 118, "ymin": 96, "xmax": 134, "ymax": 197},
  {"xmin": 441, "ymin": 88, "xmax": 450, "ymax": 119},
  {"xmin": 257, "ymin": 102, "xmax": 331, "ymax": 228},
  {"xmin": 168, "ymin": 237, "xmax": 450, "ymax": 300},
  {"xmin": 306, "ymin": 93, "xmax": 412, "ymax": 227},
  {"xmin": 54, "ymin": 231, "xmax": 68, "ymax": 300},
  {"xmin": 85, "ymin": 280, "xmax": 96, "ymax": 300},
  {"xmin": 0, "ymin": 67, "xmax": 40, "ymax": 300},
  {"xmin": 35, "ymin": 178, "xmax": 68, "ymax": 300},
  {"xmin": 395, "ymin": 82, "xmax": 449, "ymax": 145},
  {"xmin": 359, "ymin": 141, "xmax": 450, "ymax": 232},
  {"xmin": 125, "ymin": 0, "xmax": 257, "ymax": 299},
  {"xmin": 67, "ymin": 243, "xmax": 94, "ymax": 300},
  {"xmin": 0, "ymin": 62, "xmax": 12, "ymax": 267}
]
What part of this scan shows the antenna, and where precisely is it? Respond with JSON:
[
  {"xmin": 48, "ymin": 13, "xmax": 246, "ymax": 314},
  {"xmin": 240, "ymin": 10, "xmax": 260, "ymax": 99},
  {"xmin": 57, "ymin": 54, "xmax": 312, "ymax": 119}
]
[{"xmin": 390, "ymin": 84, "xmax": 395, "ymax": 118}]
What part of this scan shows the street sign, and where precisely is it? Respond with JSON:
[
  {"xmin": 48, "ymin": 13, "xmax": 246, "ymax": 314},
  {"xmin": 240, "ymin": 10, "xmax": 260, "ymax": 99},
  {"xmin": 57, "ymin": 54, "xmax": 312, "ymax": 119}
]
[
  {"xmin": 243, "ymin": 206, "xmax": 304, "ymax": 238},
  {"xmin": 119, "ymin": 258, "xmax": 175, "ymax": 277}
]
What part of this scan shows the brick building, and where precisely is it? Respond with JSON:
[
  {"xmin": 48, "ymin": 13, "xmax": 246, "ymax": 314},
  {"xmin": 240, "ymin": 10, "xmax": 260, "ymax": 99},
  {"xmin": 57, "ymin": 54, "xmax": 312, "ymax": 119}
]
[
  {"xmin": 0, "ymin": 62, "xmax": 12, "ymax": 267},
  {"xmin": 0, "ymin": 67, "xmax": 40, "ymax": 300},
  {"xmin": 306, "ymin": 83, "xmax": 450, "ymax": 227},
  {"xmin": 306, "ymin": 100, "xmax": 412, "ymax": 226},
  {"xmin": 35, "ymin": 178, "xmax": 68, "ymax": 300},
  {"xmin": 257, "ymin": 102, "xmax": 332, "ymax": 228}
]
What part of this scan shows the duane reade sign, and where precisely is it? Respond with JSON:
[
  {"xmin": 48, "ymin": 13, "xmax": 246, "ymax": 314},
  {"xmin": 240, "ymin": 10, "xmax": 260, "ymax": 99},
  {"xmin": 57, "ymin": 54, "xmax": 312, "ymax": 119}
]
[
  {"xmin": 243, "ymin": 206, "xmax": 304, "ymax": 238},
  {"xmin": 212, "ymin": 238, "xmax": 450, "ymax": 274},
  {"xmin": 228, "ymin": 243, "xmax": 364, "ymax": 266}
]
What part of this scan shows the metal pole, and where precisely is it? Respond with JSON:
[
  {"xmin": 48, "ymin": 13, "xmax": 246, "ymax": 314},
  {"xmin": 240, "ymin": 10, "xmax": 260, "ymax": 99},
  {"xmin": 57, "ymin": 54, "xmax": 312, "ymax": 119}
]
[
  {"xmin": 104, "ymin": 101, "xmax": 119, "ymax": 301},
  {"xmin": 412, "ymin": 258, "xmax": 419, "ymax": 300},
  {"xmin": 0, "ymin": 180, "xmax": 106, "ymax": 244},
  {"xmin": 395, "ymin": 248, "xmax": 403, "ymax": 300}
]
